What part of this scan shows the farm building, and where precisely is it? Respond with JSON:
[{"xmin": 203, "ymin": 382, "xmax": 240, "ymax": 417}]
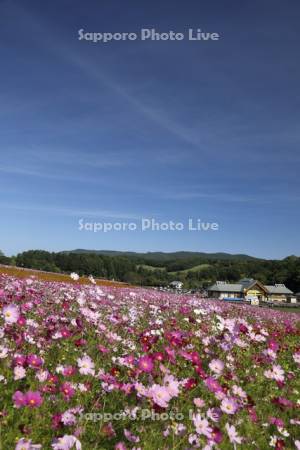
[
  {"xmin": 264, "ymin": 284, "xmax": 294, "ymax": 302},
  {"xmin": 207, "ymin": 279, "xmax": 293, "ymax": 302}
]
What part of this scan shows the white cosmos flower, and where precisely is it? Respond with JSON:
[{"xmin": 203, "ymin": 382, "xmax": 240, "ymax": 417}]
[
  {"xmin": 14, "ymin": 366, "xmax": 26, "ymax": 380},
  {"xmin": 70, "ymin": 272, "xmax": 80, "ymax": 281}
]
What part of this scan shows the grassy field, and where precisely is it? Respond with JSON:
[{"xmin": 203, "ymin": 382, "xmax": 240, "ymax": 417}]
[
  {"xmin": 137, "ymin": 264, "xmax": 165, "ymax": 271},
  {"xmin": 138, "ymin": 263, "xmax": 211, "ymax": 275},
  {"xmin": 0, "ymin": 265, "xmax": 129, "ymax": 287},
  {"xmin": 169, "ymin": 263, "xmax": 212, "ymax": 275},
  {"xmin": 273, "ymin": 306, "xmax": 300, "ymax": 313}
]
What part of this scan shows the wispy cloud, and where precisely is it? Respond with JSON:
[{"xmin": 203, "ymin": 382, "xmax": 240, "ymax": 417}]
[
  {"xmin": 0, "ymin": 165, "xmax": 103, "ymax": 184},
  {"xmin": 163, "ymin": 190, "xmax": 300, "ymax": 204},
  {"xmin": 1, "ymin": 4, "xmax": 206, "ymax": 150},
  {"xmin": 0, "ymin": 201, "xmax": 141, "ymax": 220}
]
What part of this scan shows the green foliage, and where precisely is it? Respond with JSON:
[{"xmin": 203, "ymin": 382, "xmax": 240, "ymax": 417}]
[
  {"xmin": 8, "ymin": 250, "xmax": 300, "ymax": 292},
  {"xmin": 0, "ymin": 250, "xmax": 11, "ymax": 265}
]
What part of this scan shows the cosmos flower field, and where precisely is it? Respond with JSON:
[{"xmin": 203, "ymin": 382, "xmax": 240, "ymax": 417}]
[{"xmin": 0, "ymin": 275, "xmax": 300, "ymax": 449}]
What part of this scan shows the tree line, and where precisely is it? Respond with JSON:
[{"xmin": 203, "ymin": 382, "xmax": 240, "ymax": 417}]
[{"xmin": 0, "ymin": 250, "xmax": 299, "ymax": 292}]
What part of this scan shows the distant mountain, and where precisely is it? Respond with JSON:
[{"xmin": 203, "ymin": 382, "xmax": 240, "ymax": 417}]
[{"xmin": 66, "ymin": 249, "xmax": 260, "ymax": 261}]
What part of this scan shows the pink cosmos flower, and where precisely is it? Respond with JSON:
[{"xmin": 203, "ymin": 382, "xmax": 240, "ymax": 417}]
[
  {"xmin": 153, "ymin": 351, "xmax": 164, "ymax": 362},
  {"xmin": 134, "ymin": 382, "xmax": 148, "ymax": 397},
  {"xmin": 74, "ymin": 338, "xmax": 87, "ymax": 347},
  {"xmin": 15, "ymin": 438, "xmax": 41, "ymax": 449},
  {"xmin": 269, "ymin": 416, "xmax": 284, "ymax": 428},
  {"xmin": 114, "ymin": 443, "xmax": 127, "ymax": 450},
  {"xmin": 188, "ymin": 434, "xmax": 200, "ymax": 447},
  {"xmin": 15, "ymin": 315, "xmax": 26, "ymax": 327},
  {"xmin": 138, "ymin": 355, "xmax": 153, "ymax": 373},
  {"xmin": 52, "ymin": 435, "xmax": 81, "ymax": 450},
  {"xmin": 63, "ymin": 366, "xmax": 76, "ymax": 377},
  {"xmin": 98, "ymin": 345, "xmax": 109, "ymax": 354},
  {"xmin": 2, "ymin": 304, "xmax": 20, "ymax": 324},
  {"xmin": 211, "ymin": 427, "xmax": 223, "ymax": 444},
  {"xmin": 120, "ymin": 383, "xmax": 133, "ymax": 395},
  {"xmin": 232, "ymin": 385, "xmax": 247, "ymax": 399},
  {"xmin": 164, "ymin": 346, "xmax": 176, "ymax": 363},
  {"xmin": 60, "ymin": 328, "xmax": 71, "ymax": 339},
  {"xmin": 264, "ymin": 364, "xmax": 285, "ymax": 382},
  {"xmin": 149, "ymin": 384, "xmax": 172, "ymax": 408},
  {"xmin": 272, "ymin": 396, "xmax": 294, "ymax": 408},
  {"xmin": 77, "ymin": 355, "xmax": 95, "ymax": 376},
  {"xmin": 13, "ymin": 391, "xmax": 26, "ymax": 408},
  {"xmin": 193, "ymin": 397, "xmax": 205, "ymax": 408},
  {"xmin": 248, "ymin": 406, "xmax": 258, "ymax": 423},
  {"xmin": 52, "ymin": 413, "xmax": 63, "ymax": 430},
  {"xmin": 184, "ymin": 378, "xmax": 197, "ymax": 390},
  {"xmin": 293, "ymin": 352, "xmax": 300, "ymax": 365},
  {"xmin": 271, "ymin": 364, "xmax": 285, "ymax": 382},
  {"xmin": 225, "ymin": 423, "xmax": 242, "ymax": 444},
  {"xmin": 61, "ymin": 411, "xmax": 77, "ymax": 426},
  {"xmin": 192, "ymin": 414, "xmax": 212, "ymax": 438},
  {"xmin": 124, "ymin": 429, "xmax": 140, "ymax": 443},
  {"xmin": 190, "ymin": 351, "xmax": 202, "ymax": 366},
  {"xmin": 220, "ymin": 397, "xmax": 238, "ymax": 415},
  {"xmin": 48, "ymin": 373, "xmax": 59, "ymax": 384},
  {"xmin": 163, "ymin": 374, "xmax": 180, "ymax": 397},
  {"xmin": 13, "ymin": 390, "xmax": 43, "ymax": 408},
  {"xmin": 207, "ymin": 407, "xmax": 222, "ymax": 422},
  {"xmin": 268, "ymin": 340, "xmax": 279, "ymax": 352},
  {"xmin": 209, "ymin": 359, "xmax": 224, "ymax": 375}
]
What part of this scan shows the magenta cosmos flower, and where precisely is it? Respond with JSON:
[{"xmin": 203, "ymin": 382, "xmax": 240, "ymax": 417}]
[
  {"xmin": 13, "ymin": 354, "xmax": 27, "ymax": 366},
  {"xmin": 2, "ymin": 304, "xmax": 20, "ymax": 324},
  {"xmin": 184, "ymin": 378, "xmax": 198, "ymax": 390},
  {"xmin": 63, "ymin": 366, "xmax": 76, "ymax": 377},
  {"xmin": 25, "ymin": 391, "xmax": 43, "ymax": 408},
  {"xmin": 138, "ymin": 355, "xmax": 153, "ymax": 373},
  {"xmin": 13, "ymin": 391, "xmax": 27, "ymax": 408},
  {"xmin": 27, "ymin": 354, "xmax": 43, "ymax": 368},
  {"xmin": 60, "ymin": 382, "xmax": 75, "ymax": 400},
  {"xmin": 13, "ymin": 390, "xmax": 43, "ymax": 408},
  {"xmin": 205, "ymin": 377, "xmax": 223, "ymax": 394}
]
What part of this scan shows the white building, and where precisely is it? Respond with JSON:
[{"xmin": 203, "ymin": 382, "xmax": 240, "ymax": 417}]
[{"xmin": 169, "ymin": 281, "xmax": 183, "ymax": 290}]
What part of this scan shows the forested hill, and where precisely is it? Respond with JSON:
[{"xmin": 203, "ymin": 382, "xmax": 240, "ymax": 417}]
[
  {"xmin": 69, "ymin": 249, "xmax": 259, "ymax": 261},
  {"xmin": 1, "ymin": 249, "xmax": 299, "ymax": 292}
]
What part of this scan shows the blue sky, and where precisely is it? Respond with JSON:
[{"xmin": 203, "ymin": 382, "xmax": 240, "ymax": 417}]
[{"xmin": 0, "ymin": 0, "xmax": 299, "ymax": 258}]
